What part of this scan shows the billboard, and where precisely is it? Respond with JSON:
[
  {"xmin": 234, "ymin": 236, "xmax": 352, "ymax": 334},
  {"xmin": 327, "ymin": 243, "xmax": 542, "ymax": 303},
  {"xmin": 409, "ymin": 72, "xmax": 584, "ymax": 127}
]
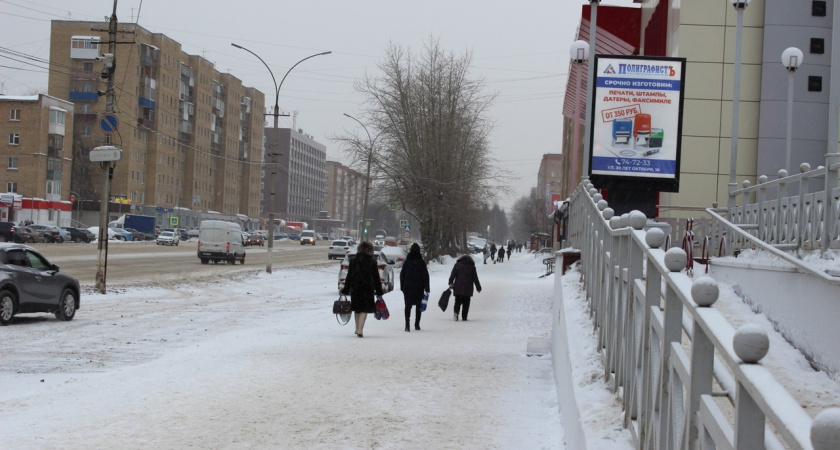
[{"xmin": 588, "ymin": 55, "xmax": 686, "ymax": 192}]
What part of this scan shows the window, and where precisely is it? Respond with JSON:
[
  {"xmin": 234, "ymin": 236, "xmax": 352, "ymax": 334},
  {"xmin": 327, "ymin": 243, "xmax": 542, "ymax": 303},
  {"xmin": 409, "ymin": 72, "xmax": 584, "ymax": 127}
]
[
  {"xmin": 813, "ymin": 1, "xmax": 827, "ymax": 17},
  {"xmin": 81, "ymin": 125, "xmax": 91, "ymax": 137},
  {"xmin": 810, "ymin": 38, "xmax": 825, "ymax": 55},
  {"xmin": 81, "ymin": 104, "xmax": 92, "ymax": 114},
  {"xmin": 8, "ymin": 133, "xmax": 19, "ymax": 145},
  {"xmin": 8, "ymin": 157, "xmax": 18, "ymax": 169},
  {"xmin": 49, "ymin": 134, "xmax": 64, "ymax": 152},
  {"xmin": 83, "ymin": 62, "xmax": 93, "ymax": 72},
  {"xmin": 49, "ymin": 109, "xmax": 66, "ymax": 126},
  {"xmin": 809, "ymin": 76, "xmax": 823, "ymax": 92},
  {"xmin": 6, "ymin": 182, "xmax": 17, "ymax": 192},
  {"xmin": 9, "ymin": 109, "xmax": 20, "ymax": 121}
]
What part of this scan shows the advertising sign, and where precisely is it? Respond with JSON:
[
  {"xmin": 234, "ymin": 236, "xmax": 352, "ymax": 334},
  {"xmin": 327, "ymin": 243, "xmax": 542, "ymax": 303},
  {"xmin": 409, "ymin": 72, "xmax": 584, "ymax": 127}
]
[{"xmin": 588, "ymin": 55, "xmax": 686, "ymax": 192}]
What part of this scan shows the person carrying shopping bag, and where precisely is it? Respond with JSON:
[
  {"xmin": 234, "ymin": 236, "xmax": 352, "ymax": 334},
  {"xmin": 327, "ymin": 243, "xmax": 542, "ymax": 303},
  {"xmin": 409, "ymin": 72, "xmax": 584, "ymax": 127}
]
[
  {"xmin": 448, "ymin": 255, "xmax": 482, "ymax": 321},
  {"xmin": 400, "ymin": 243, "xmax": 430, "ymax": 332},
  {"xmin": 340, "ymin": 241, "xmax": 384, "ymax": 338}
]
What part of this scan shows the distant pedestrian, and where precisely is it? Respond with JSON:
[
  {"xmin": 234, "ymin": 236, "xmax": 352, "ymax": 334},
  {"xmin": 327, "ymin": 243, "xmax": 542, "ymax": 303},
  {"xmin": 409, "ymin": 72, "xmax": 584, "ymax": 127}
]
[
  {"xmin": 490, "ymin": 243, "xmax": 497, "ymax": 263},
  {"xmin": 400, "ymin": 243, "xmax": 429, "ymax": 332},
  {"xmin": 448, "ymin": 255, "xmax": 482, "ymax": 321},
  {"xmin": 507, "ymin": 245, "xmax": 511, "ymax": 261},
  {"xmin": 340, "ymin": 241, "xmax": 384, "ymax": 338},
  {"xmin": 497, "ymin": 246, "xmax": 505, "ymax": 263},
  {"xmin": 482, "ymin": 246, "xmax": 488, "ymax": 264}
]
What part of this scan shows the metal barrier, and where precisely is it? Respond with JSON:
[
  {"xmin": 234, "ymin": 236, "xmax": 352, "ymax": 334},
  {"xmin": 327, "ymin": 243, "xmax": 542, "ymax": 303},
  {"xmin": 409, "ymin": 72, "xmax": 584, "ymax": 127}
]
[{"xmin": 566, "ymin": 181, "xmax": 840, "ymax": 449}]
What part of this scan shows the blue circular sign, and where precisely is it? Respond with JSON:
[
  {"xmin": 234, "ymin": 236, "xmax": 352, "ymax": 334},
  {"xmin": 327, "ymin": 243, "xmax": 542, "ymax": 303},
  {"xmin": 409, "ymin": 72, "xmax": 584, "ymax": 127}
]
[{"xmin": 100, "ymin": 113, "xmax": 119, "ymax": 133}]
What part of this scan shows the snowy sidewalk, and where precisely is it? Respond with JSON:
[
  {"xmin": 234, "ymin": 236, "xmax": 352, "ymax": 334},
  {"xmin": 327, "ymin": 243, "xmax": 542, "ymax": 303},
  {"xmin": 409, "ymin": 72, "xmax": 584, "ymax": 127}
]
[{"xmin": 1, "ymin": 250, "xmax": 564, "ymax": 449}]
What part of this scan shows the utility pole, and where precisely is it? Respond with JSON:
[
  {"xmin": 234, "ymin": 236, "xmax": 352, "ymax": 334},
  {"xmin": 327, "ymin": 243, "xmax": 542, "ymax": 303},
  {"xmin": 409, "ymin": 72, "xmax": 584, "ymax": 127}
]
[{"xmin": 91, "ymin": 0, "xmax": 132, "ymax": 293}]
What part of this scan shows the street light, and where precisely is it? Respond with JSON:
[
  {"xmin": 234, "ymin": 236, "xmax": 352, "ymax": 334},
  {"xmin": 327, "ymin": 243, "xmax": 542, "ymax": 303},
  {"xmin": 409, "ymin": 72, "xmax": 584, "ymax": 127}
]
[
  {"xmin": 727, "ymin": 0, "xmax": 751, "ymax": 210},
  {"xmin": 581, "ymin": 0, "xmax": 601, "ymax": 183},
  {"xmin": 781, "ymin": 46, "xmax": 803, "ymax": 173},
  {"xmin": 231, "ymin": 43, "xmax": 331, "ymax": 273},
  {"xmin": 343, "ymin": 112, "xmax": 375, "ymax": 243},
  {"xmin": 569, "ymin": 40, "xmax": 589, "ymax": 197}
]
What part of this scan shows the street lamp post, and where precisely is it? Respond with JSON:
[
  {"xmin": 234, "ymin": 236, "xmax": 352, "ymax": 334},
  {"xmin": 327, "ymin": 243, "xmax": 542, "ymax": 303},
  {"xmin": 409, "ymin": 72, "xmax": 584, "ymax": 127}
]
[
  {"xmin": 727, "ymin": 0, "xmax": 751, "ymax": 210},
  {"xmin": 231, "ymin": 43, "xmax": 330, "ymax": 273},
  {"xmin": 569, "ymin": 40, "xmax": 589, "ymax": 198},
  {"xmin": 343, "ymin": 113, "xmax": 375, "ymax": 243},
  {"xmin": 781, "ymin": 47, "xmax": 803, "ymax": 173}
]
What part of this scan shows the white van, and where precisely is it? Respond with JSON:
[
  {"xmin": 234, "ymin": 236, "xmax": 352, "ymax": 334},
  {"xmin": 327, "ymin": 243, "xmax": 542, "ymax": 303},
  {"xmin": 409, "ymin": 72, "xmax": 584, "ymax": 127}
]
[{"xmin": 197, "ymin": 220, "xmax": 246, "ymax": 265}]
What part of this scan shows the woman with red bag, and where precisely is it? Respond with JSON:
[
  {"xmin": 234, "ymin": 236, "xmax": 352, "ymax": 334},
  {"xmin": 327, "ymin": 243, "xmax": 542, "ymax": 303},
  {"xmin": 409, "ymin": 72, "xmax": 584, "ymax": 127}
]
[{"xmin": 340, "ymin": 241, "xmax": 384, "ymax": 338}]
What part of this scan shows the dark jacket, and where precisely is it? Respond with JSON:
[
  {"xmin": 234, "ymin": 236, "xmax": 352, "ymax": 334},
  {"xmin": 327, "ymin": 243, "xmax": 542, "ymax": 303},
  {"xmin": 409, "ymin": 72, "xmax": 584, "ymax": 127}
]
[
  {"xmin": 400, "ymin": 248, "xmax": 430, "ymax": 305},
  {"xmin": 340, "ymin": 253, "xmax": 384, "ymax": 313},
  {"xmin": 448, "ymin": 255, "xmax": 481, "ymax": 297}
]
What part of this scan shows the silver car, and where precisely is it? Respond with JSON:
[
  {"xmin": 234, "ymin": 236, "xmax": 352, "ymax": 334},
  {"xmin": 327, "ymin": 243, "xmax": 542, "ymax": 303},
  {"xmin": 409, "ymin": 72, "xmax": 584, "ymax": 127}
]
[
  {"xmin": 156, "ymin": 231, "xmax": 179, "ymax": 246},
  {"xmin": 0, "ymin": 243, "xmax": 80, "ymax": 325},
  {"xmin": 337, "ymin": 250, "xmax": 394, "ymax": 293}
]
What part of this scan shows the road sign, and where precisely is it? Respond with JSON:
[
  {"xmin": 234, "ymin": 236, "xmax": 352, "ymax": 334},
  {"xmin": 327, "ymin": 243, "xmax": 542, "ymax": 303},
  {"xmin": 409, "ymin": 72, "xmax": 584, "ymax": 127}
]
[
  {"xmin": 100, "ymin": 113, "xmax": 119, "ymax": 134},
  {"xmin": 404, "ymin": 230, "xmax": 411, "ymax": 239},
  {"xmin": 89, "ymin": 146, "xmax": 123, "ymax": 162},
  {"xmin": 389, "ymin": 202, "xmax": 398, "ymax": 211},
  {"xmin": 400, "ymin": 219, "xmax": 409, "ymax": 228},
  {"xmin": 170, "ymin": 217, "xmax": 179, "ymax": 226}
]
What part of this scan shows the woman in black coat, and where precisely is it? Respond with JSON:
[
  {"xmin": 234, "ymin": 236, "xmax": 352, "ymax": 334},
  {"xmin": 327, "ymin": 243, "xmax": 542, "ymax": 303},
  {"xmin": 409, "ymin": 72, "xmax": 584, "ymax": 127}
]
[
  {"xmin": 400, "ymin": 243, "xmax": 430, "ymax": 332},
  {"xmin": 340, "ymin": 241, "xmax": 384, "ymax": 338},
  {"xmin": 448, "ymin": 255, "xmax": 482, "ymax": 321}
]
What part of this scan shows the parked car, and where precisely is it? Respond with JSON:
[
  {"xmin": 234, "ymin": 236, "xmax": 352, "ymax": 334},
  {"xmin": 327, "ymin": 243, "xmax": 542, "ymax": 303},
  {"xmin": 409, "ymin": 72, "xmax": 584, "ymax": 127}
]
[
  {"xmin": 178, "ymin": 228, "xmax": 188, "ymax": 241},
  {"xmin": 274, "ymin": 232, "xmax": 289, "ymax": 240},
  {"xmin": 0, "ymin": 223, "xmax": 26, "ymax": 243},
  {"xmin": 122, "ymin": 228, "xmax": 145, "ymax": 241},
  {"xmin": 246, "ymin": 233, "xmax": 265, "ymax": 246},
  {"xmin": 63, "ymin": 227, "xmax": 92, "ymax": 243},
  {"xmin": 23, "ymin": 226, "xmax": 45, "ymax": 243},
  {"xmin": 380, "ymin": 246, "xmax": 408, "ymax": 269},
  {"xmin": 328, "ymin": 240, "xmax": 352, "ymax": 260},
  {"xmin": 0, "ymin": 243, "xmax": 80, "ymax": 325},
  {"xmin": 300, "ymin": 230, "xmax": 317, "ymax": 245},
  {"xmin": 27, "ymin": 224, "xmax": 62, "ymax": 243},
  {"xmin": 156, "ymin": 230, "xmax": 179, "ymax": 246},
  {"xmin": 109, "ymin": 227, "xmax": 133, "ymax": 241},
  {"xmin": 288, "ymin": 233, "xmax": 300, "ymax": 241},
  {"xmin": 337, "ymin": 250, "xmax": 394, "ymax": 293},
  {"xmin": 187, "ymin": 229, "xmax": 200, "ymax": 239}
]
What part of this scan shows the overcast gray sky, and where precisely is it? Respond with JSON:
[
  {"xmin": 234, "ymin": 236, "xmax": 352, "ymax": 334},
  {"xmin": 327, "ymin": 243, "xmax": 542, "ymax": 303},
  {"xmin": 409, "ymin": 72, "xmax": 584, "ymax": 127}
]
[{"xmin": 0, "ymin": 0, "xmax": 636, "ymax": 211}]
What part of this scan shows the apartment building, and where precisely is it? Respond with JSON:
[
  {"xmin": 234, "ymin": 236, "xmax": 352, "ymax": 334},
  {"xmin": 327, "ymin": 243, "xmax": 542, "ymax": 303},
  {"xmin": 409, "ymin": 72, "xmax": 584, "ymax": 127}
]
[
  {"xmin": 0, "ymin": 94, "xmax": 74, "ymax": 225},
  {"xmin": 263, "ymin": 127, "xmax": 327, "ymax": 224},
  {"xmin": 47, "ymin": 21, "xmax": 265, "ymax": 220},
  {"xmin": 325, "ymin": 160, "xmax": 366, "ymax": 233}
]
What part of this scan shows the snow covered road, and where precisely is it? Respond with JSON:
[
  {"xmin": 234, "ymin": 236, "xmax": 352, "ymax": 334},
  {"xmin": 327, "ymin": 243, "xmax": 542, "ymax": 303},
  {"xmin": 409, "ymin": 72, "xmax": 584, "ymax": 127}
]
[{"xmin": 1, "ymin": 251, "xmax": 566, "ymax": 449}]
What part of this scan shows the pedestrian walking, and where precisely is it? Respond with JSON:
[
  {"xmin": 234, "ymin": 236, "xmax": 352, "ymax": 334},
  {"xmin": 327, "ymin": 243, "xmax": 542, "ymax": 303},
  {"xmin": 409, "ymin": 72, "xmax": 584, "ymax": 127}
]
[
  {"xmin": 400, "ymin": 243, "xmax": 429, "ymax": 332},
  {"xmin": 448, "ymin": 255, "xmax": 482, "ymax": 321},
  {"xmin": 497, "ymin": 246, "xmax": 505, "ymax": 263},
  {"xmin": 507, "ymin": 245, "xmax": 511, "ymax": 261},
  {"xmin": 482, "ymin": 246, "xmax": 488, "ymax": 264},
  {"xmin": 340, "ymin": 241, "xmax": 384, "ymax": 338},
  {"xmin": 490, "ymin": 243, "xmax": 497, "ymax": 264}
]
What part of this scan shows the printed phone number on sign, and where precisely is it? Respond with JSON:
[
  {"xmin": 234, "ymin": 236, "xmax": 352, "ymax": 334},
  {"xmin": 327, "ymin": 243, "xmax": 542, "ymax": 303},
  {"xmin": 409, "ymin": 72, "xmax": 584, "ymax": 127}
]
[{"xmin": 601, "ymin": 104, "xmax": 643, "ymax": 123}]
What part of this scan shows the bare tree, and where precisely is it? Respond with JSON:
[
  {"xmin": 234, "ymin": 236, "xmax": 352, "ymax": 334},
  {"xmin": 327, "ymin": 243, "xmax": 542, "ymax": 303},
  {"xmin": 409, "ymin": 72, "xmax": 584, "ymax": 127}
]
[{"xmin": 338, "ymin": 37, "xmax": 510, "ymax": 259}]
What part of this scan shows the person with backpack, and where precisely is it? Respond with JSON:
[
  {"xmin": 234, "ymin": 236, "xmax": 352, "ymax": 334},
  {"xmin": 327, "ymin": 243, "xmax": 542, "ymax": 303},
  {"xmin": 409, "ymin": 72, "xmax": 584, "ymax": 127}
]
[
  {"xmin": 448, "ymin": 255, "xmax": 482, "ymax": 321},
  {"xmin": 340, "ymin": 241, "xmax": 384, "ymax": 338},
  {"xmin": 400, "ymin": 243, "xmax": 429, "ymax": 332}
]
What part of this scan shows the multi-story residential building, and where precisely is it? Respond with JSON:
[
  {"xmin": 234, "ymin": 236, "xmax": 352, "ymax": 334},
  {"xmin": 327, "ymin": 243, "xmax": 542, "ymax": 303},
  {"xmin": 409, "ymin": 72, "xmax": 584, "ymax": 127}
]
[
  {"xmin": 263, "ymin": 127, "xmax": 326, "ymax": 226},
  {"xmin": 0, "ymin": 94, "xmax": 74, "ymax": 225},
  {"xmin": 47, "ymin": 21, "xmax": 265, "ymax": 222},
  {"xmin": 537, "ymin": 153, "xmax": 564, "ymax": 229},
  {"xmin": 325, "ymin": 160, "xmax": 366, "ymax": 235}
]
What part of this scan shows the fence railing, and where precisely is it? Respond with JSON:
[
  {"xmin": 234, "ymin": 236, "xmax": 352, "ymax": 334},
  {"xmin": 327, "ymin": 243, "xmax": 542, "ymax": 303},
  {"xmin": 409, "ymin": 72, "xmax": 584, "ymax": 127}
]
[
  {"xmin": 728, "ymin": 162, "xmax": 840, "ymax": 257},
  {"xmin": 566, "ymin": 181, "xmax": 840, "ymax": 450}
]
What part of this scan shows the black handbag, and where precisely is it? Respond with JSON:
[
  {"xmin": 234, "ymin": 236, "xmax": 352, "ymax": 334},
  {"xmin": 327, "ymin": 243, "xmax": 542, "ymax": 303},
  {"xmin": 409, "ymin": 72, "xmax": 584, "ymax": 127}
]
[
  {"xmin": 438, "ymin": 288, "xmax": 451, "ymax": 312},
  {"xmin": 333, "ymin": 295, "xmax": 351, "ymax": 325}
]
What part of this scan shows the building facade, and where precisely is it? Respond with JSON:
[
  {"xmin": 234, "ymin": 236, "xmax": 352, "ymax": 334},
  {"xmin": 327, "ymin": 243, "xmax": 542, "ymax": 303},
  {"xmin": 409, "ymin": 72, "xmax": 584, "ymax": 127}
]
[
  {"xmin": 325, "ymin": 160, "xmax": 366, "ymax": 235},
  {"xmin": 47, "ymin": 21, "xmax": 265, "ymax": 224},
  {"xmin": 263, "ymin": 127, "xmax": 326, "ymax": 225},
  {"xmin": 0, "ymin": 94, "xmax": 74, "ymax": 225}
]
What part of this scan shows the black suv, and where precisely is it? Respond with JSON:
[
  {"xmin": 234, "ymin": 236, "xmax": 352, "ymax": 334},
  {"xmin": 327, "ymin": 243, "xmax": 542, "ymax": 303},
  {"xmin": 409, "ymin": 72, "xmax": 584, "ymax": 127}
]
[{"xmin": 0, "ymin": 222, "xmax": 25, "ymax": 243}]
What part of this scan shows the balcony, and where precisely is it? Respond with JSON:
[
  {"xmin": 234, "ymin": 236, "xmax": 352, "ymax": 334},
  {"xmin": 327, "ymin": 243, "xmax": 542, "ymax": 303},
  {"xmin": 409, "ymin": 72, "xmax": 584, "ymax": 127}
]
[
  {"xmin": 69, "ymin": 91, "xmax": 99, "ymax": 102},
  {"xmin": 137, "ymin": 118, "xmax": 153, "ymax": 129},
  {"xmin": 138, "ymin": 97, "xmax": 156, "ymax": 110}
]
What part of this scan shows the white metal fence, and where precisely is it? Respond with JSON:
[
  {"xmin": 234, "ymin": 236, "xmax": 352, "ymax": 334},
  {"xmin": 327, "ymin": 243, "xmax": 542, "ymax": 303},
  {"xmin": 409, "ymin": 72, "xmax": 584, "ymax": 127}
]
[{"xmin": 566, "ymin": 181, "xmax": 840, "ymax": 449}]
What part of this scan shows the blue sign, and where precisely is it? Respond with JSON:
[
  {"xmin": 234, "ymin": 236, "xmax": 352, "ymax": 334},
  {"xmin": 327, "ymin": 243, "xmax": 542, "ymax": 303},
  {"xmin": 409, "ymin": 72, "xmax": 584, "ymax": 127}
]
[{"xmin": 100, "ymin": 113, "xmax": 119, "ymax": 134}]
